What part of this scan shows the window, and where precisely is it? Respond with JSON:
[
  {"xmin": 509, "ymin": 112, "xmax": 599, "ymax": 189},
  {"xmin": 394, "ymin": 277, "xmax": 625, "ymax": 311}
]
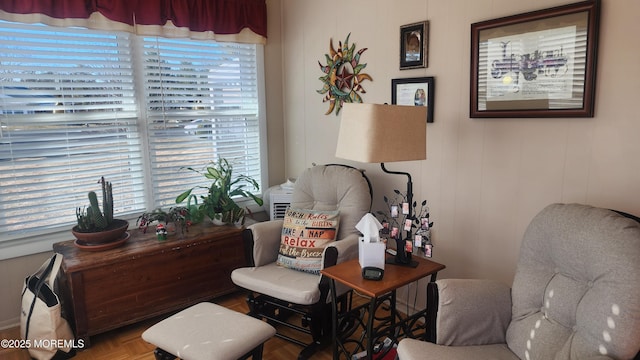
[
  {"xmin": 141, "ymin": 37, "xmax": 263, "ymax": 206},
  {"xmin": 0, "ymin": 20, "xmax": 265, "ymax": 259}
]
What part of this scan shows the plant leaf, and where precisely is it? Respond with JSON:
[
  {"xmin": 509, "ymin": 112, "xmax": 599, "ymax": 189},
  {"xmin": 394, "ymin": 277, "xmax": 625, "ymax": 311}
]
[
  {"xmin": 248, "ymin": 193, "xmax": 264, "ymax": 206},
  {"xmin": 176, "ymin": 189, "xmax": 193, "ymax": 203}
]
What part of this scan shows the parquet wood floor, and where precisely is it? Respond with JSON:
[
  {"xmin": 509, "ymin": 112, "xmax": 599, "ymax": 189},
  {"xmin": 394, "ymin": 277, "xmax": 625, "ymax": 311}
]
[{"xmin": 0, "ymin": 291, "xmax": 373, "ymax": 360}]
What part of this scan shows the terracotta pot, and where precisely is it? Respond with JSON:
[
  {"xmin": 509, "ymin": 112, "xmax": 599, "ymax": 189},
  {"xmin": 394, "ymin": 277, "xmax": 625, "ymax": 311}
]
[{"xmin": 72, "ymin": 219, "xmax": 129, "ymax": 245}]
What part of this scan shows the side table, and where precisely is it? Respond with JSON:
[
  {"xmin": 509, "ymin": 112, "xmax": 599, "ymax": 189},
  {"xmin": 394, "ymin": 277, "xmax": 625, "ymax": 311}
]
[
  {"xmin": 321, "ymin": 256, "xmax": 445, "ymax": 360},
  {"xmin": 53, "ymin": 222, "xmax": 245, "ymax": 345}
]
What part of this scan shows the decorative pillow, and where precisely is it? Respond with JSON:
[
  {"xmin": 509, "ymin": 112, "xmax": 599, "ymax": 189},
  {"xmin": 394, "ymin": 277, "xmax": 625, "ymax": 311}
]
[{"xmin": 276, "ymin": 208, "xmax": 340, "ymax": 275}]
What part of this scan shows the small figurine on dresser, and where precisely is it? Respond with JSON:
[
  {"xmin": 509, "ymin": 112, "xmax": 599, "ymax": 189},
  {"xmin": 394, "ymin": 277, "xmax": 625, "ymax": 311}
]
[{"xmin": 156, "ymin": 223, "xmax": 168, "ymax": 241}]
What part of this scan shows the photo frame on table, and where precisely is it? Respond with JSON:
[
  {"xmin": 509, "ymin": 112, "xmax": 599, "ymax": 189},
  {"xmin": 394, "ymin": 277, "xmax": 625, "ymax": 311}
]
[
  {"xmin": 392, "ymin": 77, "xmax": 435, "ymax": 123},
  {"xmin": 470, "ymin": 0, "xmax": 600, "ymax": 118},
  {"xmin": 400, "ymin": 21, "xmax": 428, "ymax": 69}
]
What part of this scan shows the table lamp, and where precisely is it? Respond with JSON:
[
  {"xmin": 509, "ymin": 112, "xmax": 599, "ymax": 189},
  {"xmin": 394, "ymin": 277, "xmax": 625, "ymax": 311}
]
[{"xmin": 335, "ymin": 103, "xmax": 426, "ymax": 265}]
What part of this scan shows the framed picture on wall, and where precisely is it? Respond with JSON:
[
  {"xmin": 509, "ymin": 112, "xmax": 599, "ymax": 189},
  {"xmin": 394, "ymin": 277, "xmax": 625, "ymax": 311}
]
[
  {"xmin": 470, "ymin": 0, "xmax": 600, "ymax": 118},
  {"xmin": 400, "ymin": 21, "xmax": 429, "ymax": 69},
  {"xmin": 392, "ymin": 77, "xmax": 435, "ymax": 123}
]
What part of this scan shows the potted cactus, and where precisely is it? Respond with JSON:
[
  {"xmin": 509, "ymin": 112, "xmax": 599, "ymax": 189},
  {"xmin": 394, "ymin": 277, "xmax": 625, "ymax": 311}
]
[{"xmin": 72, "ymin": 177, "xmax": 129, "ymax": 244}]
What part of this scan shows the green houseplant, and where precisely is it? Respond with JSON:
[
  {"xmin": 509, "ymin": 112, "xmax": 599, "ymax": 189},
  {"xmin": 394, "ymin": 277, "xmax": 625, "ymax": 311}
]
[
  {"xmin": 136, "ymin": 206, "xmax": 191, "ymax": 234},
  {"xmin": 176, "ymin": 158, "xmax": 263, "ymax": 225},
  {"xmin": 72, "ymin": 177, "xmax": 128, "ymax": 244}
]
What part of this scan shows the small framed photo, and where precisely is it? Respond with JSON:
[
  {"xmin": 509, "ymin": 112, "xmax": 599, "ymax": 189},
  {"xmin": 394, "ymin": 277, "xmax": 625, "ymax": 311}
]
[
  {"xmin": 401, "ymin": 202, "xmax": 410, "ymax": 215},
  {"xmin": 391, "ymin": 205, "xmax": 399, "ymax": 218},
  {"xmin": 405, "ymin": 239, "xmax": 413, "ymax": 253},
  {"xmin": 392, "ymin": 77, "xmax": 435, "ymax": 123},
  {"xmin": 380, "ymin": 221, "xmax": 389, "ymax": 238},
  {"xmin": 424, "ymin": 244, "xmax": 433, "ymax": 258},
  {"xmin": 414, "ymin": 234, "xmax": 422, "ymax": 248},
  {"xmin": 391, "ymin": 227, "xmax": 399, "ymax": 239},
  {"xmin": 421, "ymin": 217, "xmax": 430, "ymax": 230},
  {"xmin": 400, "ymin": 21, "xmax": 429, "ymax": 70},
  {"xmin": 403, "ymin": 219, "xmax": 412, "ymax": 231}
]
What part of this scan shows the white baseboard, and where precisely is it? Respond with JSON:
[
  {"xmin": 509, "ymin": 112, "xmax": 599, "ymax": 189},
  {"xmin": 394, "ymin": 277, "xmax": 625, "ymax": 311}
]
[{"xmin": 0, "ymin": 317, "xmax": 19, "ymax": 331}]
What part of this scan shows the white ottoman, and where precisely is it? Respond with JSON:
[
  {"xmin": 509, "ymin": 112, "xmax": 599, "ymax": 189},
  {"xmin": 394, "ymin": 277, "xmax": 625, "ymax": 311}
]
[{"xmin": 142, "ymin": 302, "xmax": 276, "ymax": 360}]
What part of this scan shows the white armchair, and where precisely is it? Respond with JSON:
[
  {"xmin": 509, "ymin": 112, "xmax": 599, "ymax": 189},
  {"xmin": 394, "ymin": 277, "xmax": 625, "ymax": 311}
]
[
  {"xmin": 399, "ymin": 204, "xmax": 640, "ymax": 360},
  {"xmin": 231, "ymin": 164, "xmax": 372, "ymax": 359}
]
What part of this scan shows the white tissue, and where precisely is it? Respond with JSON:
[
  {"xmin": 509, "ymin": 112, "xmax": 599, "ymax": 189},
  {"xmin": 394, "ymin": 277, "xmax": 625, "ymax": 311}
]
[
  {"xmin": 356, "ymin": 213, "xmax": 386, "ymax": 269},
  {"xmin": 356, "ymin": 213, "xmax": 383, "ymax": 243}
]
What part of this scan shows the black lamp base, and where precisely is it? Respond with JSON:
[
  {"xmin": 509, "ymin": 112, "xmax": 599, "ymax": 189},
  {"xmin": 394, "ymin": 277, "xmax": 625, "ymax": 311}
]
[{"xmin": 385, "ymin": 257, "xmax": 419, "ymax": 268}]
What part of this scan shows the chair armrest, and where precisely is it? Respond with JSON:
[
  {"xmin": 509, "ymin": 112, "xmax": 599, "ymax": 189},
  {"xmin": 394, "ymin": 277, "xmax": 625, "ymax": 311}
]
[
  {"xmin": 431, "ymin": 279, "xmax": 512, "ymax": 346},
  {"xmin": 322, "ymin": 234, "xmax": 359, "ymax": 268},
  {"xmin": 244, "ymin": 220, "xmax": 283, "ymax": 267}
]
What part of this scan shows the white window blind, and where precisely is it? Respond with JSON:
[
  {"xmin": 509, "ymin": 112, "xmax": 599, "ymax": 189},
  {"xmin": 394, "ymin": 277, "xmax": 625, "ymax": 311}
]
[
  {"xmin": 0, "ymin": 21, "xmax": 145, "ymax": 242},
  {"xmin": 0, "ymin": 21, "xmax": 264, "ymax": 256},
  {"xmin": 141, "ymin": 37, "xmax": 262, "ymax": 206}
]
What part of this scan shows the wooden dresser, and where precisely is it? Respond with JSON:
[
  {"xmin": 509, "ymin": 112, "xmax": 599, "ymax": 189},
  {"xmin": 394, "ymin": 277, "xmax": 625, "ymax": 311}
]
[{"xmin": 53, "ymin": 222, "xmax": 245, "ymax": 344}]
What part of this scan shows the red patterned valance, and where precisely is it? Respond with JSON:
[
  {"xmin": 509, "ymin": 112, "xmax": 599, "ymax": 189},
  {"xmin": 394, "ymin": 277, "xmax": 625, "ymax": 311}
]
[{"xmin": 0, "ymin": 0, "xmax": 267, "ymax": 44}]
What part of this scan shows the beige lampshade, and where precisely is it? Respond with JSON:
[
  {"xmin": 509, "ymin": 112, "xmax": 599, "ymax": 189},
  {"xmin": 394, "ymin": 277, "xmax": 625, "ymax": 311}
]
[{"xmin": 335, "ymin": 103, "xmax": 427, "ymax": 163}]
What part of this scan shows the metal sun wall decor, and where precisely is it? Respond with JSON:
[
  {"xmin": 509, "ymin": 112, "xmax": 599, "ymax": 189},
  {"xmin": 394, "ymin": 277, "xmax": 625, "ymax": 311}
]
[{"xmin": 317, "ymin": 33, "xmax": 372, "ymax": 115}]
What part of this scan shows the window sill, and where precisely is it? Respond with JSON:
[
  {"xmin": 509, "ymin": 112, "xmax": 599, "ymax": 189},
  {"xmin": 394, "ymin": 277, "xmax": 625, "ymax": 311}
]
[
  {"xmin": 1, "ymin": 205, "xmax": 266, "ymax": 260},
  {"xmin": 0, "ymin": 218, "xmax": 137, "ymax": 261}
]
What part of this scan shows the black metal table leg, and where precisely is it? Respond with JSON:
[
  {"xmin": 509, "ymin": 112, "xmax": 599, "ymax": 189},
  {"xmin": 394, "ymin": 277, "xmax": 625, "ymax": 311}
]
[{"xmin": 329, "ymin": 278, "xmax": 339, "ymax": 360}]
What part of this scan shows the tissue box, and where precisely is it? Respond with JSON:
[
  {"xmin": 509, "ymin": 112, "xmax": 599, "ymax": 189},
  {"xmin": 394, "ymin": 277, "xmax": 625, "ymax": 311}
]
[{"xmin": 358, "ymin": 238, "xmax": 386, "ymax": 270}]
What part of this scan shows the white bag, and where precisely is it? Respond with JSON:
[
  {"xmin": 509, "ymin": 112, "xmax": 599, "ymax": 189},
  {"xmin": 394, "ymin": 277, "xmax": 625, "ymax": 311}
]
[{"xmin": 20, "ymin": 253, "xmax": 75, "ymax": 360}]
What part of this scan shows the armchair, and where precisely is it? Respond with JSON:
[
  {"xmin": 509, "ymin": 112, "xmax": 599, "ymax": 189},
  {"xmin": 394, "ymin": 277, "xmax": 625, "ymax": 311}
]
[
  {"xmin": 231, "ymin": 164, "xmax": 372, "ymax": 359},
  {"xmin": 398, "ymin": 203, "xmax": 640, "ymax": 360}
]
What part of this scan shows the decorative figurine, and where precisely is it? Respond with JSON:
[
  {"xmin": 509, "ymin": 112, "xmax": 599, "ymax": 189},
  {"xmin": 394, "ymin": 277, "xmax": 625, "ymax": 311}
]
[{"xmin": 156, "ymin": 223, "xmax": 168, "ymax": 241}]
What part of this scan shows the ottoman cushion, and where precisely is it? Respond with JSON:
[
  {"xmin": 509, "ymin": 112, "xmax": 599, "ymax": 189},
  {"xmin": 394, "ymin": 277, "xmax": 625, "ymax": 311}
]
[{"xmin": 142, "ymin": 302, "xmax": 276, "ymax": 360}]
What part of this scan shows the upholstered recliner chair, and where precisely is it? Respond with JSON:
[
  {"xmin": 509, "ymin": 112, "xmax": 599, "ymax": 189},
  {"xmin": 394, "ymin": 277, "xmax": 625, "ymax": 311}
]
[
  {"xmin": 398, "ymin": 203, "xmax": 640, "ymax": 360},
  {"xmin": 231, "ymin": 164, "xmax": 372, "ymax": 359}
]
